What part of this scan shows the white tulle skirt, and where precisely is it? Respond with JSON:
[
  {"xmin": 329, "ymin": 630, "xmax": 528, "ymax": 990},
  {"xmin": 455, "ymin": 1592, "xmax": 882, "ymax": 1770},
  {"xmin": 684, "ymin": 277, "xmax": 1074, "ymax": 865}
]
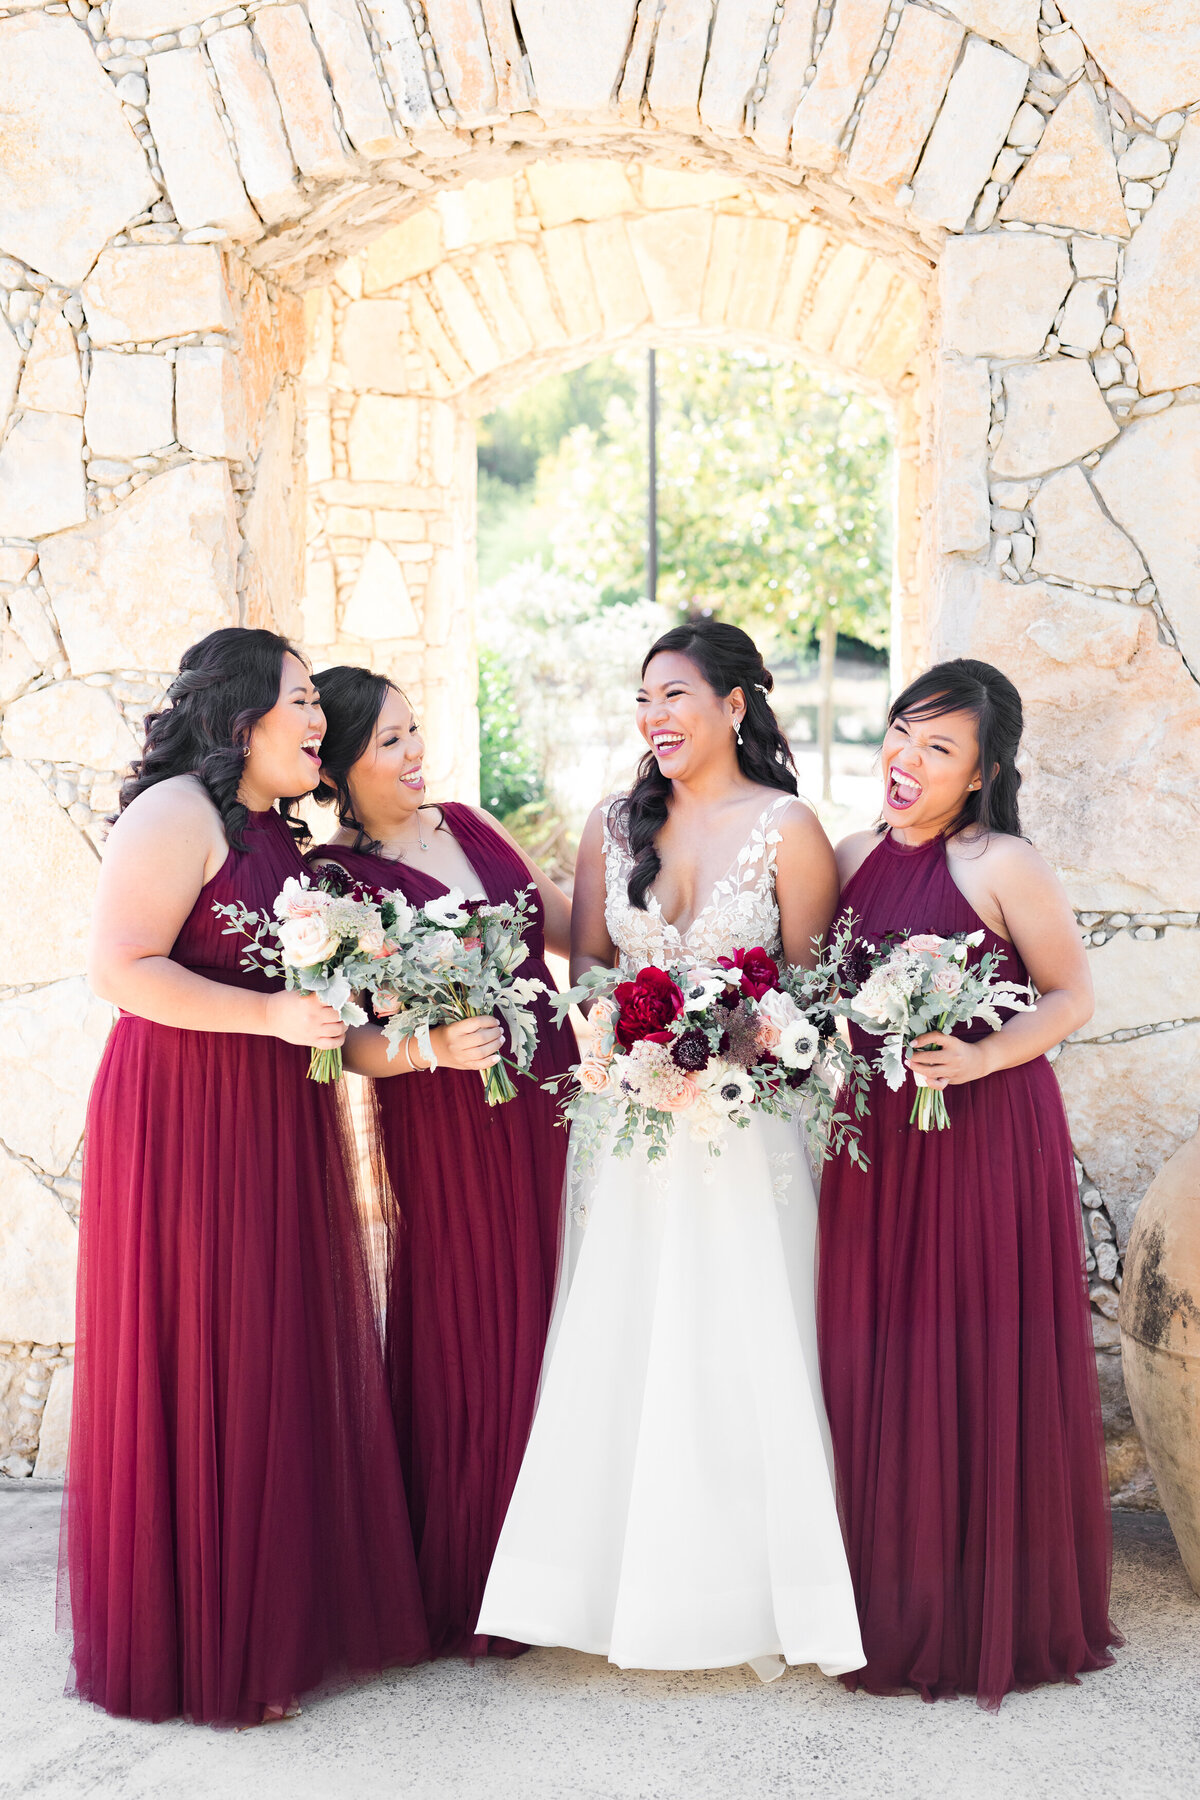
[{"xmin": 475, "ymin": 1111, "xmax": 865, "ymax": 1676}]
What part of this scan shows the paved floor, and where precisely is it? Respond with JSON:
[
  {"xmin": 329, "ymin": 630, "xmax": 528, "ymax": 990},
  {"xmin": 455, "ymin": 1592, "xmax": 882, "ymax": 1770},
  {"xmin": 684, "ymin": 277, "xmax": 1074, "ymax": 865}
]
[{"xmin": 2, "ymin": 1485, "xmax": 1197, "ymax": 1800}]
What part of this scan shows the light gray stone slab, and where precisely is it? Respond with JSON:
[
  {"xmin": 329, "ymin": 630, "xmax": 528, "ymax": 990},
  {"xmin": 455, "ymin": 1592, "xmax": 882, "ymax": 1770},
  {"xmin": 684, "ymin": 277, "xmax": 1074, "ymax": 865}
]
[
  {"xmin": 910, "ymin": 35, "xmax": 1028, "ymax": 231},
  {"xmin": 1060, "ymin": 1, "xmax": 1200, "ymax": 121},
  {"xmin": 1117, "ymin": 119, "xmax": 1200, "ymax": 394},
  {"xmin": 992, "ymin": 358, "xmax": 1119, "ymax": 478},
  {"xmin": 941, "ymin": 232, "xmax": 1072, "ymax": 358},
  {"xmin": 0, "ymin": 412, "xmax": 86, "ymax": 539}
]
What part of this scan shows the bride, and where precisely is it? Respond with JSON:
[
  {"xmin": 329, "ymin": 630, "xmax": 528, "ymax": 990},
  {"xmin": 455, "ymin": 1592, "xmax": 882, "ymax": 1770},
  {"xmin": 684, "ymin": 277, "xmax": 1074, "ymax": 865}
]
[{"xmin": 476, "ymin": 620, "xmax": 865, "ymax": 1682}]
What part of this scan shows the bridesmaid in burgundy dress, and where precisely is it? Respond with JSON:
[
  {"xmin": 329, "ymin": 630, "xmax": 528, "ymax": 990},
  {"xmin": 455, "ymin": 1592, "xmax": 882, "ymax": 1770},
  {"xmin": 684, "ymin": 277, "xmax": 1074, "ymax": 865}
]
[
  {"xmin": 818, "ymin": 658, "xmax": 1120, "ymax": 1709},
  {"xmin": 310, "ymin": 666, "xmax": 576, "ymax": 1660},
  {"xmin": 65, "ymin": 629, "xmax": 428, "ymax": 1724}
]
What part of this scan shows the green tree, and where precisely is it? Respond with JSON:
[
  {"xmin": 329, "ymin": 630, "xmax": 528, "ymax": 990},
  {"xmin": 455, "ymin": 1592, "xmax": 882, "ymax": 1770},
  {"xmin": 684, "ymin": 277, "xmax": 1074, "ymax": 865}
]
[
  {"xmin": 536, "ymin": 350, "xmax": 893, "ymax": 798},
  {"xmin": 476, "ymin": 646, "xmax": 544, "ymax": 818}
]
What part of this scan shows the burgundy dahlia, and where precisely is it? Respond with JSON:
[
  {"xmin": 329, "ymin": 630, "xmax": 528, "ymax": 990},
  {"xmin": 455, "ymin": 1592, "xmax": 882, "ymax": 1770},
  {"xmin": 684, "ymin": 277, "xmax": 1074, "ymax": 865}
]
[{"xmin": 671, "ymin": 1028, "xmax": 711, "ymax": 1073}]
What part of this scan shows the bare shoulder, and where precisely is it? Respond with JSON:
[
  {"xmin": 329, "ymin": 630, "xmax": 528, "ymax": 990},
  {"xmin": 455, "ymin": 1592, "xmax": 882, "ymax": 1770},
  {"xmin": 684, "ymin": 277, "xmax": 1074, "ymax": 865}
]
[
  {"xmin": 834, "ymin": 827, "xmax": 881, "ymax": 888},
  {"xmin": 950, "ymin": 829, "xmax": 1053, "ymax": 887},
  {"xmin": 773, "ymin": 794, "xmax": 832, "ymax": 849},
  {"xmin": 106, "ymin": 773, "xmax": 221, "ymax": 849}
]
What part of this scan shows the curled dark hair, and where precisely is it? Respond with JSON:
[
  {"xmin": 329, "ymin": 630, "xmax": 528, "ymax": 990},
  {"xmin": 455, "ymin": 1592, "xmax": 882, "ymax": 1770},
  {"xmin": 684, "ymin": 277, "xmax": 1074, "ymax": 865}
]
[
  {"xmin": 887, "ymin": 658, "xmax": 1024, "ymax": 839},
  {"xmin": 311, "ymin": 664, "xmax": 406, "ymax": 853},
  {"xmin": 119, "ymin": 627, "xmax": 309, "ymax": 850},
  {"xmin": 618, "ymin": 619, "xmax": 797, "ymax": 912}
]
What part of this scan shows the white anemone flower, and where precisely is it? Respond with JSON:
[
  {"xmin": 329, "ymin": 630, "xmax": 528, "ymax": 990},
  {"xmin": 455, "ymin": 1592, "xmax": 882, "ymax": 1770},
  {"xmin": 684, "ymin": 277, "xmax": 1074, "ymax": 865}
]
[
  {"xmin": 423, "ymin": 887, "xmax": 470, "ymax": 928},
  {"xmin": 777, "ymin": 1019, "xmax": 820, "ymax": 1071},
  {"xmin": 709, "ymin": 1065, "xmax": 755, "ymax": 1114}
]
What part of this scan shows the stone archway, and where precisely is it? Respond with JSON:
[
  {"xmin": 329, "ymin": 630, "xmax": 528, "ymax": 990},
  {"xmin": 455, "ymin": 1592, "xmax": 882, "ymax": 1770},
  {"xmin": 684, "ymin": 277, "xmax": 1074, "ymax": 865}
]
[{"xmin": 2, "ymin": 2, "xmax": 1199, "ymax": 1489}]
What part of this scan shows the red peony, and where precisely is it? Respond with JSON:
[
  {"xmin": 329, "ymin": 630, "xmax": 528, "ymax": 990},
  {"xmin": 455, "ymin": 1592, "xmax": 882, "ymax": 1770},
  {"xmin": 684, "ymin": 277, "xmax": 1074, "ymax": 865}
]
[
  {"xmin": 614, "ymin": 966, "xmax": 685, "ymax": 1047},
  {"xmin": 717, "ymin": 946, "xmax": 780, "ymax": 1001}
]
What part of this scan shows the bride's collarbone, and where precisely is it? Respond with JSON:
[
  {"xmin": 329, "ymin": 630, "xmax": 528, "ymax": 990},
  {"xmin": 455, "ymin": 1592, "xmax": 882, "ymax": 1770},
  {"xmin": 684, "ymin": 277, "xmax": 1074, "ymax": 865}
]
[{"xmin": 648, "ymin": 793, "xmax": 784, "ymax": 931}]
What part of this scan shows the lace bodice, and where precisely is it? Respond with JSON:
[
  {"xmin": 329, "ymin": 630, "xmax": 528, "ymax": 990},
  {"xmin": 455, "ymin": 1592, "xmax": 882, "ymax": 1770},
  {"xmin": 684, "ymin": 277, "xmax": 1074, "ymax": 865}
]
[{"xmin": 603, "ymin": 793, "xmax": 793, "ymax": 974}]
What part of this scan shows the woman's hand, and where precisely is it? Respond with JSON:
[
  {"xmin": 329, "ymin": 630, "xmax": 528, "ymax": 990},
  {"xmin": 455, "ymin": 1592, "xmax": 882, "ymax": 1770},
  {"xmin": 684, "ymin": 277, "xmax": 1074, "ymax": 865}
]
[
  {"xmin": 907, "ymin": 1031, "xmax": 990, "ymax": 1089},
  {"xmin": 265, "ymin": 989, "xmax": 347, "ymax": 1049},
  {"xmin": 428, "ymin": 1016, "xmax": 504, "ymax": 1070}
]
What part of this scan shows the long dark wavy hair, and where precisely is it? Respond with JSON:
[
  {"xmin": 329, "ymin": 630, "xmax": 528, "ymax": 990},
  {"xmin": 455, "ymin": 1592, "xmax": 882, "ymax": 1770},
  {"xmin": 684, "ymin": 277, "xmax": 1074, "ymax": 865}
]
[
  {"xmin": 118, "ymin": 627, "xmax": 309, "ymax": 850},
  {"xmin": 887, "ymin": 657, "xmax": 1024, "ymax": 839},
  {"xmin": 618, "ymin": 620, "xmax": 798, "ymax": 912},
  {"xmin": 312, "ymin": 664, "xmax": 408, "ymax": 853}
]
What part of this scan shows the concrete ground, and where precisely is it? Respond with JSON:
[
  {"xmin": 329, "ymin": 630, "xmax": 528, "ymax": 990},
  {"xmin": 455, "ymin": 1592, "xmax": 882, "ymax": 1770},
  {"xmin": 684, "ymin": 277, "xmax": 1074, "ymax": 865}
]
[{"xmin": 1, "ymin": 1486, "xmax": 1197, "ymax": 1800}]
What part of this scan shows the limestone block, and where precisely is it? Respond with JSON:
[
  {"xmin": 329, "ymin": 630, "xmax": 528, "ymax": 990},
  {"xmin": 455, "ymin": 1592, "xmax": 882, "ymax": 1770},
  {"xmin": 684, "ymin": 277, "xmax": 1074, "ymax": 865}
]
[
  {"xmin": 525, "ymin": 162, "xmax": 638, "ymax": 229},
  {"xmin": 769, "ymin": 223, "xmax": 828, "ymax": 339},
  {"xmin": 846, "ymin": 5, "xmax": 964, "ymax": 192},
  {"xmin": 39, "ymin": 463, "xmax": 238, "ymax": 676},
  {"xmin": 0, "ymin": 1156, "xmax": 76, "ymax": 1344},
  {"xmin": 999, "ymin": 80, "xmax": 1128, "ymax": 237},
  {"xmin": 303, "ymin": 551, "xmax": 338, "ymax": 645},
  {"xmin": 698, "ymin": 0, "xmax": 775, "ymax": 136},
  {"xmin": 1057, "ymin": 280, "xmax": 1109, "ymax": 354},
  {"xmin": 626, "ymin": 209, "xmax": 713, "ymax": 327},
  {"xmin": 910, "ymin": 36, "xmax": 1028, "ymax": 231},
  {"xmin": 240, "ymin": 385, "xmax": 303, "ymax": 638},
  {"xmin": 109, "ymin": 0, "xmax": 213, "ymax": 30},
  {"xmin": 582, "ymin": 220, "xmax": 651, "ymax": 338},
  {"xmin": 0, "ymin": 413, "xmax": 86, "ymax": 539},
  {"xmin": 935, "ymin": 357, "xmax": 992, "ymax": 556},
  {"xmin": 1079, "ymin": 928, "xmax": 1200, "ymax": 1041},
  {"xmin": 1094, "ymin": 406, "xmax": 1200, "ymax": 680},
  {"xmin": 0, "ymin": 316, "xmax": 20, "ymax": 441},
  {"xmin": 512, "ymin": 0, "xmax": 639, "ymax": 118},
  {"xmin": 639, "ymin": 168, "xmax": 744, "ymax": 209},
  {"xmin": 725, "ymin": 217, "xmax": 790, "ymax": 335},
  {"xmin": 939, "ymin": 1, "xmax": 1039, "ymax": 63},
  {"xmin": 1072, "ymin": 239, "xmax": 1118, "ymax": 282},
  {"xmin": 6, "ymin": 587, "xmax": 58, "ymax": 667},
  {"xmin": 364, "ymin": 0, "xmax": 445, "ymax": 134},
  {"xmin": 0, "ymin": 978, "xmax": 111, "ymax": 1174},
  {"xmin": 438, "ymin": 178, "xmax": 517, "ymax": 249},
  {"xmin": 1030, "ymin": 465, "xmax": 1146, "ymax": 589},
  {"xmin": 254, "ymin": 5, "xmax": 355, "ymax": 181},
  {"xmin": 0, "ymin": 630, "xmax": 38, "ymax": 705},
  {"xmin": 751, "ymin": 0, "xmax": 820, "ymax": 158},
  {"xmin": 1118, "ymin": 136, "xmax": 1172, "ymax": 181},
  {"xmin": 2, "ymin": 680, "xmax": 139, "ymax": 772},
  {"xmin": 146, "ymin": 49, "xmax": 260, "ymax": 242},
  {"xmin": 791, "ymin": 0, "xmax": 891, "ymax": 174},
  {"xmin": 992, "ymin": 360, "xmax": 1118, "ymax": 479},
  {"xmin": 81, "ymin": 247, "xmax": 234, "ymax": 347},
  {"xmin": 340, "ymin": 301, "xmax": 408, "ymax": 394},
  {"xmin": 0, "ymin": 548, "xmax": 36, "ymax": 585},
  {"xmin": 940, "ymin": 233, "xmax": 1072, "ymax": 359},
  {"xmin": 1117, "ymin": 121, "xmax": 1200, "ymax": 395},
  {"xmin": 175, "ymin": 346, "xmax": 247, "ymax": 460},
  {"xmin": 84, "ymin": 351, "xmax": 174, "ymax": 461},
  {"xmin": 647, "ymin": 0, "xmax": 717, "ymax": 128},
  {"xmin": 0, "ymin": 16, "xmax": 156, "ymax": 286},
  {"xmin": 799, "ymin": 242, "xmax": 872, "ymax": 356},
  {"xmin": 206, "ymin": 26, "xmax": 305, "ymax": 228},
  {"xmin": 32, "ymin": 1363, "xmax": 72, "ymax": 1482},
  {"xmin": 428, "ymin": 265, "xmax": 502, "ymax": 375},
  {"xmin": 541, "ymin": 225, "xmax": 603, "ymax": 341},
  {"xmin": 0, "ymin": 759, "xmax": 98, "ymax": 984},
  {"xmin": 347, "ymin": 394, "xmax": 421, "ymax": 482},
  {"xmin": 470, "ymin": 252, "xmax": 534, "ymax": 359},
  {"xmin": 1059, "ymin": 2, "xmax": 1200, "ymax": 122},
  {"xmin": 307, "ymin": 0, "xmax": 398, "ymax": 153},
  {"xmin": 968, "ymin": 578, "xmax": 1200, "ymax": 913},
  {"xmin": 501, "ymin": 243, "xmax": 567, "ymax": 348},
  {"xmin": 423, "ymin": 0, "xmax": 499, "ymax": 123},
  {"xmin": 407, "ymin": 289, "xmax": 470, "ymax": 392},
  {"xmin": 342, "ymin": 538, "xmax": 420, "ymax": 639},
  {"xmin": 363, "ymin": 213, "xmax": 444, "ymax": 294},
  {"xmin": 16, "ymin": 301, "xmax": 82, "ymax": 417},
  {"xmin": 1057, "ymin": 1028, "xmax": 1200, "ymax": 1246}
]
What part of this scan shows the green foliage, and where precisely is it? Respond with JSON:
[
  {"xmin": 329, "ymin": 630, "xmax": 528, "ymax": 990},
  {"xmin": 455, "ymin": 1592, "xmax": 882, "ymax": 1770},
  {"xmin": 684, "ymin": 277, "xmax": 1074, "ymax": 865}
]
[
  {"xmin": 476, "ymin": 356, "xmax": 638, "ymax": 487},
  {"xmin": 535, "ymin": 349, "xmax": 893, "ymax": 653},
  {"xmin": 476, "ymin": 645, "xmax": 544, "ymax": 818}
]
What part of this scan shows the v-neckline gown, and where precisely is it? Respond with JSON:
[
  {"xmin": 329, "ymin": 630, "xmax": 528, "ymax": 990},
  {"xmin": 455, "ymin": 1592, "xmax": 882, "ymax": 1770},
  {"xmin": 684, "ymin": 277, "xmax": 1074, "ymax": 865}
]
[
  {"xmin": 817, "ymin": 831, "xmax": 1120, "ymax": 1707},
  {"xmin": 64, "ymin": 808, "xmax": 428, "ymax": 1723},
  {"xmin": 313, "ymin": 803, "xmax": 577, "ymax": 1660}
]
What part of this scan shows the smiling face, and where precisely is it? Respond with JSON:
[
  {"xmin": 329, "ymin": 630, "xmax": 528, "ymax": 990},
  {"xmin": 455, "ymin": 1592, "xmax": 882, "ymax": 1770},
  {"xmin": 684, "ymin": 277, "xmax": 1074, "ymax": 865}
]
[
  {"xmin": 241, "ymin": 652, "xmax": 325, "ymax": 807},
  {"xmin": 880, "ymin": 702, "xmax": 983, "ymax": 836},
  {"xmin": 636, "ymin": 649, "xmax": 745, "ymax": 782},
  {"xmin": 341, "ymin": 684, "xmax": 426, "ymax": 836}
]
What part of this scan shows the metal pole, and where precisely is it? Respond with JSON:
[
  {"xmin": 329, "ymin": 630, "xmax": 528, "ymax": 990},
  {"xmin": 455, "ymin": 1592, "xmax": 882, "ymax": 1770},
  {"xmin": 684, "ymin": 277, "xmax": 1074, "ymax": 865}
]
[{"xmin": 647, "ymin": 347, "xmax": 658, "ymax": 605}]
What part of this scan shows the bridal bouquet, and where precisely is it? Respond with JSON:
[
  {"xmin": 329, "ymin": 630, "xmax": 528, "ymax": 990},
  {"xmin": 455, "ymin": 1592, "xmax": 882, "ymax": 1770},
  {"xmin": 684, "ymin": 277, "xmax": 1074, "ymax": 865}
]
[
  {"xmin": 846, "ymin": 929, "xmax": 1035, "ymax": 1129},
  {"xmin": 365, "ymin": 884, "xmax": 546, "ymax": 1106},
  {"xmin": 214, "ymin": 875, "xmax": 387, "ymax": 1082},
  {"xmin": 549, "ymin": 939, "xmax": 870, "ymax": 1167}
]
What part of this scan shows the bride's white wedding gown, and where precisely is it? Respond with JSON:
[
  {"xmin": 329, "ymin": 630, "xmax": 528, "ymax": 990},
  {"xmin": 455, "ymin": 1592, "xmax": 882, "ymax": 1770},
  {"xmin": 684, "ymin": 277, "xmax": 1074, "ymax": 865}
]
[{"xmin": 475, "ymin": 794, "xmax": 865, "ymax": 1677}]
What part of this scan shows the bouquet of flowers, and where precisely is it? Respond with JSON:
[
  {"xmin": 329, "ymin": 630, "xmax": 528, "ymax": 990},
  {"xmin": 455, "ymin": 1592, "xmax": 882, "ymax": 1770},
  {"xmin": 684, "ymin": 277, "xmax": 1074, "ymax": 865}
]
[
  {"xmin": 549, "ymin": 937, "xmax": 870, "ymax": 1168},
  {"xmin": 846, "ymin": 929, "xmax": 1035, "ymax": 1129},
  {"xmin": 364, "ymin": 884, "xmax": 546, "ymax": 1106},
  {"xmin": 214, "ymin": 875, "xmax": 387, "ymax": 1082}
]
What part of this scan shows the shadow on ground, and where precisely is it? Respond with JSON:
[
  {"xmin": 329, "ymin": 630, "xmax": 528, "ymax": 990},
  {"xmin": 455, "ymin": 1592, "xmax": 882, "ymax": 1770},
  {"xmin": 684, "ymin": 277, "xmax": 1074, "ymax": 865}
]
[{"xmin": 2, "ymin": 1484, "xmax": 1197, "ymax": 1800}]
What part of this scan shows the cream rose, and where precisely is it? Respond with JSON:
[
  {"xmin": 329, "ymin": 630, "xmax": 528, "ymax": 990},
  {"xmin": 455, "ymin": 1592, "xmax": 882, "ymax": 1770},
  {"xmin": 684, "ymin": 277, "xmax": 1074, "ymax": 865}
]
[
  {"xmin": 274, "ymin": 876, "xmax": 325, "ymax": 921},
  {"xmin": 372, "ymin": 989, "xmax": 403, "ymax": 1017},
  {"xmin": 576, "ymin": 1058, "xmax": 611, "ymax": 1094},
  {"xmin": 277, "ymin": 913, "xmax": 339, "ymax": 968},
  {"xmin": 931, "ymin": 966, "xmax": 963, "ymax": 995}
]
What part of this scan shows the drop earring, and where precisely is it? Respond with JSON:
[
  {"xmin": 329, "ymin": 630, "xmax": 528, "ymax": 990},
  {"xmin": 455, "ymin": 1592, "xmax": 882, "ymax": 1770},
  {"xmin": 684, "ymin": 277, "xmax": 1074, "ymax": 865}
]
[{"xmin": 735, "ymin": 720, "xmax": 743, "ymax": 747}]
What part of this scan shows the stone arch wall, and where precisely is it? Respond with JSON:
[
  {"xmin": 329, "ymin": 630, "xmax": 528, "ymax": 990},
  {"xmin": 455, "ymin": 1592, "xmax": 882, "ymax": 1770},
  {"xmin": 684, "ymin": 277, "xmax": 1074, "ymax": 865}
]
[{"xmin": 1, "ymin": 1, "xmax": 1198, "ymax": 1491}]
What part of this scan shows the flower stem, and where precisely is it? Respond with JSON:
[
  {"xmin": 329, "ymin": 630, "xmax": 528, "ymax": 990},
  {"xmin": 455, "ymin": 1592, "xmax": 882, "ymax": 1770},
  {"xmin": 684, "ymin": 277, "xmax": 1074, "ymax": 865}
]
[
  {"xmin": 308, "ymin": 1046, "xmax": 344, "ymax": 1083},
  {"xmin": 482, "ymin": 1059, "xmax": 519, "ymax": 1106}
]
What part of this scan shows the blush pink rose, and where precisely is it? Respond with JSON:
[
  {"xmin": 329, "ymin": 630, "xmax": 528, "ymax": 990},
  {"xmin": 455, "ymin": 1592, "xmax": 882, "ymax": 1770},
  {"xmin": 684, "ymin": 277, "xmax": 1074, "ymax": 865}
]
[
  {"xmin": 372, "ymin": 990, "xmax": 403, "ymax": 1017},
  {"xmin": 576, "ymin": 1058, "xmax": 611, "ymax": 1094},
  {"xmin": 757, "ymin": 1017, "xmax": 782, "ymax": 1052},
  {"xmin": 659, "ymin": 1074, "xmax": 698, "ymax": 1112},
  {"xmin": 906, "ymin": 933, "xmax": 947, "ymax": 955},
  {"xmin": 931, "ymin": 966, "xmax": 963, "ymax": 995}
]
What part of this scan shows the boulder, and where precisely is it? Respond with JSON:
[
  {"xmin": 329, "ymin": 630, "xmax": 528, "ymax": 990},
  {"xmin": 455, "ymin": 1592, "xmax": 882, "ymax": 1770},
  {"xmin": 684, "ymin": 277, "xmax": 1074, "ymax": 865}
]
[{"xmin": 39, "ymin": 462, "xmax": 239, "ymax": 677}]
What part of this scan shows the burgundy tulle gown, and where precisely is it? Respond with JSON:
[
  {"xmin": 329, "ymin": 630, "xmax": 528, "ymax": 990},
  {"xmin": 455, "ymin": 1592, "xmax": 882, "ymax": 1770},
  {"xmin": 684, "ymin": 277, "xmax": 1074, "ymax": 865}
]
[
  {"xmin": 63, "ymin": 808, "xmax": 429, "ymax": 1724},
  {"xmin": 316, "ymin": 803, "xmax": 575, "ymax": 1659},
  {"xmin": 817, "ymin": 831, "xmax": 1120, "ymax": 1708}
]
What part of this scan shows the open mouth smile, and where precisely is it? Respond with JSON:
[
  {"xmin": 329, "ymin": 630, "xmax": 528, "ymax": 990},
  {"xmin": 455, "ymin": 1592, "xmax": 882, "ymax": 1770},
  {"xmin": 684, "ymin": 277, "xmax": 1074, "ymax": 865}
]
[
  {"xmin": 399, "ymin": 766, "xmax": 424, "ymax": 791},
  {"xmin": 886, "ymin": 765, "xmax": 922, "ymax": 811},
  {"xmin": 301, "ymin": 737, "xmax": 323, "ymax": 767},
  {"xmin": 651, "ymin": 732, "xmax": 685, "ymax": 758}
]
